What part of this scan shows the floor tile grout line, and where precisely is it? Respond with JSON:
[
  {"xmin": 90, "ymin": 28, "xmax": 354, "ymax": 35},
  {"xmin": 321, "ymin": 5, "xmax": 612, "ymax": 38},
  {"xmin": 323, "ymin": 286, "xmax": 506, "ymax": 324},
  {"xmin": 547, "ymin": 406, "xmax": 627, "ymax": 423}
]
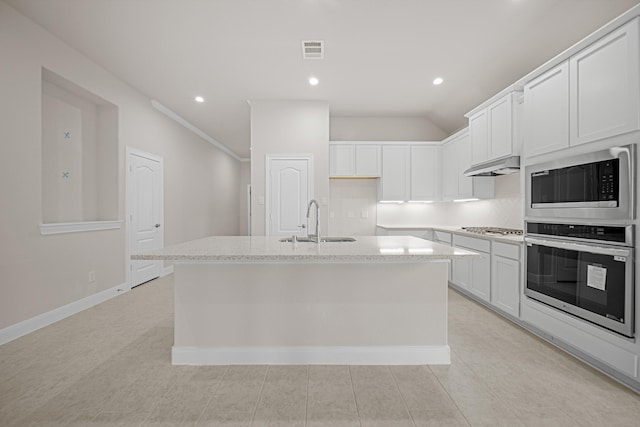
[
  {"xmin": 249, "ymin": 365, "xmax": 270, "ymax": 425},
  {"xmin": 304, "ymin": 365, "xmax": 309, "ymax": 427},
  {"xmin": 388, "ymin": 365, "xmax": 417, "ymax": 427},
  {"xmin": 427, "ymin": 364, "xmax": 472, "ymax": 427},
  {"xmin": 348, "ymin": 365, "xmax": 363, "ymax": 427},
  {"xmin": 193, "ymin": 365, "xmax": 231, "ymax": 425}
]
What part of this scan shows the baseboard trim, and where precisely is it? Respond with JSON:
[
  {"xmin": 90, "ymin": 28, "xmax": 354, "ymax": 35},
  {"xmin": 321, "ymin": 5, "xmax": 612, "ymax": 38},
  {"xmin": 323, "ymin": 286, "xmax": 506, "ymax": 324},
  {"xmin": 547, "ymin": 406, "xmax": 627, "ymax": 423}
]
[
  {"xmin": 161, "ymin": 265, "xmax": 174, "ymax": 277},
  {"xmin": 172, "ymin": 345, "xmax": 451, "ymax": 366},
  {"xmin": 0, "ymin": 283, "xmax": 125, "ymax": 346}
]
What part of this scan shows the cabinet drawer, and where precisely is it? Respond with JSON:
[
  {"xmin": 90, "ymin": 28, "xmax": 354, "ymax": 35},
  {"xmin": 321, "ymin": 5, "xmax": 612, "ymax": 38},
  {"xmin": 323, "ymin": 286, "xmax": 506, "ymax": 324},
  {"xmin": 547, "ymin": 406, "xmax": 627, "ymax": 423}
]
[
  {"xmin": 433, "ymin": 230, "xmax": 452, "ymax": 244},
  {"xmin": 492, "ymin": 241, "xmax": 521, "ymax": 260},
  {"xmin": 453, "ymin": 234, "xmax": 490, "ymax": 253}
]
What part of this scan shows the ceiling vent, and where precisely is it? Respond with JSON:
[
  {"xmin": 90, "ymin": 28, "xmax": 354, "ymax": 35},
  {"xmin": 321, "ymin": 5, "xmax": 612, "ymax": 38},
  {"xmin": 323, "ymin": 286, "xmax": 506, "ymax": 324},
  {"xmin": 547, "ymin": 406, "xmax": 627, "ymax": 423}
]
[{"xmin": 301, "ymin": 40, "xmax": 324, "ymax": 59}]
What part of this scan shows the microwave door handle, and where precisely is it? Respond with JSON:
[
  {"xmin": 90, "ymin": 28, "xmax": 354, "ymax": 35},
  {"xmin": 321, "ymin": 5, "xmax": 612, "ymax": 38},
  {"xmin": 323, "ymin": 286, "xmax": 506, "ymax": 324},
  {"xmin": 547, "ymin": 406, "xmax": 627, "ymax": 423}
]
[
  {"xmin": 609, "ymin": 145, "xmax": 635, "ymax": 215},
  {"xmin": 525, "ymin": 237, "xmax": 632, "ymax": 257}
]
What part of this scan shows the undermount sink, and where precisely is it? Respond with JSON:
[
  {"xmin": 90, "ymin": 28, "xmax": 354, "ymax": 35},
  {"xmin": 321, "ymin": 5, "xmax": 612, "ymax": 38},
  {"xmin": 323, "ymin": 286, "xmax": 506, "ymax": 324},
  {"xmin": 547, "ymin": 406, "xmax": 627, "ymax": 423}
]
[{"xmin": 279, "ymin": 236, "xmax": 356, "ymax": 243}]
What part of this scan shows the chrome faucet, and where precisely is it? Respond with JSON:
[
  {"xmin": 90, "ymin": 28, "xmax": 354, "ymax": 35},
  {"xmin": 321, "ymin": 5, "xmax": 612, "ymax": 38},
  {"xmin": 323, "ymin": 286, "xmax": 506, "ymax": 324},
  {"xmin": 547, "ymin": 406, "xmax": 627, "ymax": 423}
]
[{"xmin": 306, "ymin": 199, "xmax": 320, "ymax": 243}]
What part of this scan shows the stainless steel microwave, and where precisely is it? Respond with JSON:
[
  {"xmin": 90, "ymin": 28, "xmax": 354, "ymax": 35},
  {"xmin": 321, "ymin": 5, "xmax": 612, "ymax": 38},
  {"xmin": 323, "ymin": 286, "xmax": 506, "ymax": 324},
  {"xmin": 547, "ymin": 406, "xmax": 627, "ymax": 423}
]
[{"xmin": 525, "ymin": 145, "xmax": 635, "ymax": 221}]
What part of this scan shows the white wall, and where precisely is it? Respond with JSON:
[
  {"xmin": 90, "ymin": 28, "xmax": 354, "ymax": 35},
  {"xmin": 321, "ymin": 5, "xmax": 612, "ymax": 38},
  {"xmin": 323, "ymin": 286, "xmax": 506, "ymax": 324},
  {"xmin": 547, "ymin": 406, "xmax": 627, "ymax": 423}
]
[
  {"xmin": 0, "ymin": 3, "xmax": 240, "ymax": 331},
  {"xmin": 330, "ymin": 116, "xmax": 447, "ymax": 141},
  {"xmin": 239, "ymin": 161, "xmax": 251, "ymax": 236},
  {"xmin": 377, "ymin": 173, "xmax": 523, "ymax": 229},
  {"xmin": 250, "ymin": 100, "xmax": 330, "ymax": 236},
  {"xmin": 328, "ymin": 179, "xmax": 378, "ymax": 236}
]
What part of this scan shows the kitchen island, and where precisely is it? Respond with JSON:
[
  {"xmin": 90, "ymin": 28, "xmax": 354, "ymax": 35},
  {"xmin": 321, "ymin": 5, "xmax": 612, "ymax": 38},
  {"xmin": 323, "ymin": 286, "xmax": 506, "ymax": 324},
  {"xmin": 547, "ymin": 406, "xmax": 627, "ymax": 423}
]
[{"xmin": 132, "ymin": 235, "xmax": 476, "ymax": 366}]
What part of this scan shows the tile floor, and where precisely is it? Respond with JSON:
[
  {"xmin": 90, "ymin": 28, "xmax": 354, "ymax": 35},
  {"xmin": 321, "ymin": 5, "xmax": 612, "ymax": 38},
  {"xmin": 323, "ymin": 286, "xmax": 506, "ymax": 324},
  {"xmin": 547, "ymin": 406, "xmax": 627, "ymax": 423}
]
[{"xmin": 1, "ymin": 274, "xmax": 639, "ymax": 426}]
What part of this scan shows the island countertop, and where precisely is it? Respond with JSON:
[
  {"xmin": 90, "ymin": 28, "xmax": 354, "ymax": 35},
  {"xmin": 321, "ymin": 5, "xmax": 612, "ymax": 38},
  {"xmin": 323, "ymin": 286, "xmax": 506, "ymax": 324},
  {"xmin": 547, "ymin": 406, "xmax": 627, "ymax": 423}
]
[{"xmin": 132, "ymin": 235, "xmax": 477, "ymax": 263}]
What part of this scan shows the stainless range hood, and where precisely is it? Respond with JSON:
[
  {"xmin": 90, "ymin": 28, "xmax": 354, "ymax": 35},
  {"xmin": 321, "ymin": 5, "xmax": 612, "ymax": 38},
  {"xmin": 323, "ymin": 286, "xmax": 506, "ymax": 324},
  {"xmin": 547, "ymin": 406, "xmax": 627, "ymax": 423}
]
[{"xmin": 463, "ymin": 156, "xmax": 520, "ymax": 177}]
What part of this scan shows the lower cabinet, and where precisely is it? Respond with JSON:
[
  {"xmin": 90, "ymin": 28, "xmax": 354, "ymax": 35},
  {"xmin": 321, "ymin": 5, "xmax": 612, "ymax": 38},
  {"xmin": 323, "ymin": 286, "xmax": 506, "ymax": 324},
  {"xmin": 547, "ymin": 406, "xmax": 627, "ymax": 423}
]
[
  {"xmin": 447, "ymin": 234, "xmax": 522, "ymax": 316},
  {"xmin": 451, "ymin": 234, "xmax": 491, "ymax": 302},
  {"xmin": 491, "ymin": 255, "xmax": 520, "ymax": 318},
  {"xmin": 490, "ymin": 241, "xmax": 521, "ymax": 318}
]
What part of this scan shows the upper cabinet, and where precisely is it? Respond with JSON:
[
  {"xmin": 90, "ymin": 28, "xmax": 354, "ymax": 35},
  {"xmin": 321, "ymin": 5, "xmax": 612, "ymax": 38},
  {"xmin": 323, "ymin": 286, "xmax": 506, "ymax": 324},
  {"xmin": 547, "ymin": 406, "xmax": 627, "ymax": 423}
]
[
  {"xmin": 329, "ymin": 143, "xmax": 381, "ymax": 177},
  {"xmin": 442, "ymin": 129, "xmax": 494, "ymax": 201},
  {"xmin": 380, "ymin": 145, "xmax": 410, "ymax": 201},
  {"xmin": 468, "ymin": 91, "xmax": 521, "ymax": 166},
  {"xmin": 378, "ymin": 143, "xmax": 441, "ymax": 202},
  {"xmin": 524, "ymin": 61, "xmax": 570, "ymax": 157},
  {"xmin": 410, "ymin": 145, "xmax": 441, "ymax": 201},
  {"xmin": 524, "ymin": 17, "xmax": 640, "ymax": 157},
  {"xmin": 570, "ymin": 18, "xmax": 640, "ymax": 146}
]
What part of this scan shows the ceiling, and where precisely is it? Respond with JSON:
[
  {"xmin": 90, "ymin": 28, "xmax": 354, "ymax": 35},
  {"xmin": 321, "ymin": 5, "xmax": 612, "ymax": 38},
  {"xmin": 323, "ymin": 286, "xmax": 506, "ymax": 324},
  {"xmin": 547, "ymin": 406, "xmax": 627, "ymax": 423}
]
[{"xmin": 6, "ymin": 0, "xmax": 640, "ymax": 158}]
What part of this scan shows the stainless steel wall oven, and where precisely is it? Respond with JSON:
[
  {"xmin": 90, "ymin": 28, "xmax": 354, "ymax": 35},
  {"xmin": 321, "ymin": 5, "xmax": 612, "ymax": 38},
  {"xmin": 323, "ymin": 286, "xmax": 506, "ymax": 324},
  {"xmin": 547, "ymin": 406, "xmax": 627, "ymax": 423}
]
[
  {"xmin": 525, "ymin": 223, "xmax": 634, "ymax": 337},
  {"xmin": 525, "ymin": 144, "xmax": 636, "ymax": 338}
]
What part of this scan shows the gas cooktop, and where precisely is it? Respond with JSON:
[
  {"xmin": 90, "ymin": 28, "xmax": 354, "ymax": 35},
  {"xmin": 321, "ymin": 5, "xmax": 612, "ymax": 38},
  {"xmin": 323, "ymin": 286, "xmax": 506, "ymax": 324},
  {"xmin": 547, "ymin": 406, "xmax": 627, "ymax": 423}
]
[{"xmin": 460, "ymin": 227, "xmax": 523, "ymax": 236}]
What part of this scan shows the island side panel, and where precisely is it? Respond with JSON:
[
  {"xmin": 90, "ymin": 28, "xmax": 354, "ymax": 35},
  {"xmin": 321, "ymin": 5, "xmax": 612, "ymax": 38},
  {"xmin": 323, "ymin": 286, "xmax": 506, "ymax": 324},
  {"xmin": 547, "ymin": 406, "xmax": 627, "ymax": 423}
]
[{"xmin": 173, "ymin": 261, "xmax": 449, "ymax": 365}]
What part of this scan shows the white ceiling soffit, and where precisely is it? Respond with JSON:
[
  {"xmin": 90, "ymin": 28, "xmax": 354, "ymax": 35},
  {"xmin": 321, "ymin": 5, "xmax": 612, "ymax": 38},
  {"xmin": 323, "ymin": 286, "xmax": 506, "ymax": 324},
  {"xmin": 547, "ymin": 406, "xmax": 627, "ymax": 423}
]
[
  {"xmin": 302, "ymin": 40, "xmax": 324, "ymax": 60},
  {"xmin": 5, "ymin": 0, "xmax": 640, "ymax": 159}
]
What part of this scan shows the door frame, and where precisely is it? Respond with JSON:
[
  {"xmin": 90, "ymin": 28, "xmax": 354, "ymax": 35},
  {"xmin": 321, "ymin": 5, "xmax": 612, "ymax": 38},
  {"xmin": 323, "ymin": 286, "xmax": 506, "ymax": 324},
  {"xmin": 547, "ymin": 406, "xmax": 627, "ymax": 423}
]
[
  {"xmin": 265, "ymin": 154, "xmax": 313, "ymax": 236},
  {"xmin": 126, "ymin": 147, "xmax": 164, "ymax": 290}
]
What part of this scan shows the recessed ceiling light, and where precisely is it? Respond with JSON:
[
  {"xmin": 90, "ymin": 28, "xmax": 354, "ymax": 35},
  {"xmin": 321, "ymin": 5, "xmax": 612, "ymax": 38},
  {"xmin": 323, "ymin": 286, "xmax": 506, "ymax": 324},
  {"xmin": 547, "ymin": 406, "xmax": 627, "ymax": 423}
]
[
  {"xmin": 194, "ymin": 96, "xmax": 205, "ymax": 103},
  {"xmin": 309, "ymin": 76, "xmax": 319, "ymax": 86},
  {"xmin": 433, "ymin": 77, "xmax": 444, "ymax": 86}
]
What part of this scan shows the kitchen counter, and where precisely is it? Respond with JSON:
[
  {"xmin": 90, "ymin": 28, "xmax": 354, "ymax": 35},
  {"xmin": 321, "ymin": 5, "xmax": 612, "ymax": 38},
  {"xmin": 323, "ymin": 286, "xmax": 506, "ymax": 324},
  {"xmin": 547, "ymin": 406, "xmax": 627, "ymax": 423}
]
[
  {"xmin": 134, "ymin": 235, "xmax": 474, "ymax": 366},
  {"xmin": 131, "ymin": 235, "xmax": 477, "ymax": 263},
  {"xmin": 376, "ymin": 224, "xmax": 524, "ymax": 243}
]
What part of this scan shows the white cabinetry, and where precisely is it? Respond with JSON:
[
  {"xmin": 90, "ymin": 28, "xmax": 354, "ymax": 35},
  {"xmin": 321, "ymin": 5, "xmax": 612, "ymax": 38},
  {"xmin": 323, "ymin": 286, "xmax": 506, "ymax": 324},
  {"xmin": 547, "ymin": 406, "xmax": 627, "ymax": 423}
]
[
  {"xmin": 410, "ymin": 145, "xmax": 441, "ymax": 201},
  {"xmin": 491, "ymin": 241, "xmax": 521, "ymax": 318},
  {"xmin": 379, "ymin": 144, "xmax": 441, "ymax": 202},
  {"xmin": 524, "ymin": 62, "xmax": 570, "ymax": 157},
  {"xmin": 468, "ymin": 91, "xmax": 521, "ymax": 165},
  {"xmin": 442, "ymin": 129, "xmax": 494, "ymax": 201},
  {"xmin": 524, "ymin": 18, "xmax": 640, "ymax": 157},
  {"xmin": 452, "ymin": 235, "xmax": 491, "ymax": 302},
  {"xmin": 570, "ymin": 18, "xmax": 640, "ymax": 146},
  {"xmin": 329, "ymin": 143, "xmax": 381, "ymax": 177},
  {"xmin": 380, "ymin": 145, "xmax": 410, "ymax": 201},
  {"xmin": 469, "ymin": 109, "xmax": 489, "ymax": 165},
  {"xmin": 433, "ymin": 230, "xmax": 452, "ymax": 280}
]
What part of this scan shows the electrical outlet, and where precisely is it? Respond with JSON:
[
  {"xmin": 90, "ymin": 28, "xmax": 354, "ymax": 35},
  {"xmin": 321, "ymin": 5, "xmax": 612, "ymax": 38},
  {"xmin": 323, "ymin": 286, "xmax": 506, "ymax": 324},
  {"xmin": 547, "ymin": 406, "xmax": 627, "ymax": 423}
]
[
  {"xmin": 347, "ymin": 211, "xmax": 355, "ymax": 219},
  {"xmin": 329, "ymin": 211, "xmax": 335, "ymax": 219},
  {"xmin": 361, "ymin": 211, "xmax": 369, "ymax": 219},
  {"xmin": 89, "ymin": 270, "xmax": 96, "ymax": 282}
]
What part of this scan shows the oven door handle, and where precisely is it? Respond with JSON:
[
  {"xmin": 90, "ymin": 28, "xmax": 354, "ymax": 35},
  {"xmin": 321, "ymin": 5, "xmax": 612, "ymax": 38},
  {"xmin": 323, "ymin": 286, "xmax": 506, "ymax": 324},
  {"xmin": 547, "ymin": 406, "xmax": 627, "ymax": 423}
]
[{"xmin": 525, "ymin": 237, "xmax": 633, "ymax": 257}]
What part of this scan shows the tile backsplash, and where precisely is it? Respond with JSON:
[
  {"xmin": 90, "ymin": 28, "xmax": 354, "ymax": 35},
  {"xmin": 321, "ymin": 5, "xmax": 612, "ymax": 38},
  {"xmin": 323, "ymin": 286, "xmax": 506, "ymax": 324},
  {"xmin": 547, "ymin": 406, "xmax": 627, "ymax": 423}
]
[{"xmin": 330, "ymin": 173, "xmax": 524, "ymax": 234}]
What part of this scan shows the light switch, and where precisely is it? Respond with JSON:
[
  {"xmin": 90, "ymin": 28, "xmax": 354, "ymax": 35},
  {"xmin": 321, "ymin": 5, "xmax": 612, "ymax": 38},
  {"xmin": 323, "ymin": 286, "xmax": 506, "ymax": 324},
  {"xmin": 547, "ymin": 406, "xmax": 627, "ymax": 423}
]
[
  {"xmin": 321, "ymin": 197, "xmax": 328, "ymax": 205},
  {"xmin": 258, "ymin": 196, "xmax": 265, "ymax": 205},
  {"xmin": 361, "ymin": 211, "xmax": 369, "ymax": 219},
  {"xmin": 347, "ymin": 211, "xmax": 355, "ymax": 218},
  {"xmin": 329, "ymin": 211, "xmax": 335, "ymax": 219}
]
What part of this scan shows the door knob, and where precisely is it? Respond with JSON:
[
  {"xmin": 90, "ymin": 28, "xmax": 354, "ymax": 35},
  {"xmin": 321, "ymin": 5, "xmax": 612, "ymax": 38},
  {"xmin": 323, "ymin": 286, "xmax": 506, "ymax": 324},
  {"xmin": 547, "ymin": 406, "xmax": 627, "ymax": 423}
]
[
  {"xmin": 155, "ymin": 224, "xmax": 161, "ymax": 228},
  {"xmin": 298, "ymin": 224, "xmax": 306, "ymax": 229}
]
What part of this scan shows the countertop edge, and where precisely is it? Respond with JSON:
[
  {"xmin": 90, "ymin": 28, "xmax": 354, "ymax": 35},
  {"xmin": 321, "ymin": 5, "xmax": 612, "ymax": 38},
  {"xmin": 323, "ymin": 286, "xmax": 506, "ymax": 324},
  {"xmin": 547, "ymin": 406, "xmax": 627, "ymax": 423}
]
[{"xmin": 376, "ymin": 224, "xmax": 524, "ymax": 243}]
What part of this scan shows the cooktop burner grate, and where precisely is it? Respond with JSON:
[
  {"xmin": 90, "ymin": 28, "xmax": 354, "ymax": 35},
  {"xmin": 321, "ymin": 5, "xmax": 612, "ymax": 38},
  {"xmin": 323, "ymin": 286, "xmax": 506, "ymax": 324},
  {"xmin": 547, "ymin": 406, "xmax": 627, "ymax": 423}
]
[{"xmin": 461, "ymin": 227, "xmax": 523, "ymax": 236}]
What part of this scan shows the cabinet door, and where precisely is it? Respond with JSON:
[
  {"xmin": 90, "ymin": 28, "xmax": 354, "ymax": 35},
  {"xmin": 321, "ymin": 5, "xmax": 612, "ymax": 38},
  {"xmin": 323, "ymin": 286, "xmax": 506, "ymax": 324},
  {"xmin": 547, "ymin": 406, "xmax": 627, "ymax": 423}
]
[
  {"xmin": 380, "ymin": 145, "xmax": 409, "ymax": 201},
  {"xmin": 451, "ymin": 256, "xmax": 471, "ymax": 290},
  {"xmin": 491, "ymin": 255, "xmax": 520, "ymax": 318},
  {"xmin": 488, "ymin": 94, "xmax": 513, "ymax": 160},
  {"xmin": 524, "ymin": 61, "xmax": 569, "ymax": 157},
  {"xmin": 442, "ymin": 142, "xmax": 458, "ymax": 200},
  {"xmin": 456, "ymin": 133, "xmax": 474, "ymax": 198},
  {"xmin": 570, "ymin": 18, "xmax": 640, "ymax": 146},
  {"xmin": 355, "ymin": 144, "xmax": 381, "ymax": 177},
  {"xmin": 329, "ymin": 144, "xmax": 355, "ymax": 176},
  {"xmin": 469, "ymin": 252, "xmax": 491, "ymax": 302},
  {"xmin": 410, "ymin": 145, "xmax": 440, "ymax": 201},
  {"xmin": 469, "ymin": 109, "xmax": 488, "ymax": 165}
]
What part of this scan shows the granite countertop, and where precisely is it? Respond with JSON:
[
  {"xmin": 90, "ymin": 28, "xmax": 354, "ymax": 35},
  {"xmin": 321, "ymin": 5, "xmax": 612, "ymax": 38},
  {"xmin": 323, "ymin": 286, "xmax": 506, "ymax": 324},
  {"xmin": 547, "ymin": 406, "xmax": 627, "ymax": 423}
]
[
  {"xmin": 131, "ymin": 235, "xmax": 478, "ymax": 263},
  {"xmin": 376, "ymin": 224, "xmax": 524, "ymax": 243}
]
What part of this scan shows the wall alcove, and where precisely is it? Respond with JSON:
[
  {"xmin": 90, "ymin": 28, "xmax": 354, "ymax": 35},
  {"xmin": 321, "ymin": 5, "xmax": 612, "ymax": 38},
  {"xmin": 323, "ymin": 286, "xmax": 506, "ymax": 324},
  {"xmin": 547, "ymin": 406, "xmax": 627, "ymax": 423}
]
[{"xmin": 40, "ymin": 68, "xmax": 120, "ymax": 235}]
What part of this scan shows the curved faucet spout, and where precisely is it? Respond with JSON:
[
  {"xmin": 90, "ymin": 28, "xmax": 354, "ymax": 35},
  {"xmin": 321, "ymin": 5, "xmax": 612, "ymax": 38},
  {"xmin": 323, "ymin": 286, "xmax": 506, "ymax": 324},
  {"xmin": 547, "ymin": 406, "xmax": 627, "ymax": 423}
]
[{"xmin": 306, "ymin": 199, "xmax": 320, "ymax": 243}]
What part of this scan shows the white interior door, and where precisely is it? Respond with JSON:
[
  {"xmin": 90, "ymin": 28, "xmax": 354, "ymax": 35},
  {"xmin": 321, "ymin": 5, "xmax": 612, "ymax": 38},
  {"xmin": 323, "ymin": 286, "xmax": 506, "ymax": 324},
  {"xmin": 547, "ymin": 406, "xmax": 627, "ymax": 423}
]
[
  {"xmin": 128, "ymin": 149, "xmax": 163, "ymax": 287},
  {"xmin": 267, "ymin": 157, "xmax": 310, "ymax": 236}
]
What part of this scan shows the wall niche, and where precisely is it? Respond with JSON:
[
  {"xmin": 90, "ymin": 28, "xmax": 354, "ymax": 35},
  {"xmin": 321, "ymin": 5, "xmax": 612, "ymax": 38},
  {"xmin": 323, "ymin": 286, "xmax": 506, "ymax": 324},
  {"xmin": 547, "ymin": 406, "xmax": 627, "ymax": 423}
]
[{"xmin": 40, "ymin": 68, "xmax": 119, "ymax": 234}]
